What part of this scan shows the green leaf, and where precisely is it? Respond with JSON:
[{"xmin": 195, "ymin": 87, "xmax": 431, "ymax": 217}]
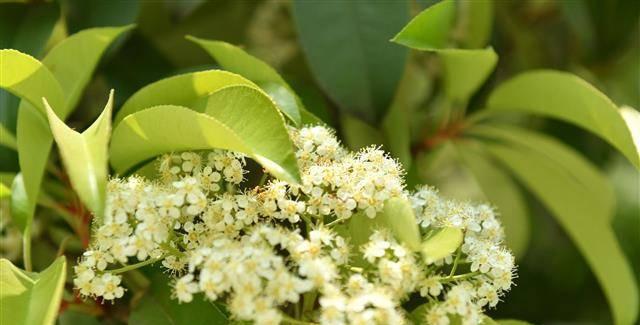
[
  {"xmin": 292, "ymin": 0, "xmax": 409, "ymax": 123},
  {"xmin": 497, "ymin": 320, "xmax": 533, "ymax": 325},
  {"xmin": 0, "ymin": 124, "xmax": 17, "ymax": 150},
  {"xmin": 458, "ymin": 0, "xmax": 494, "ymax": 48},
  {"xmin": 439, "ymin": 48, "xmax": 497, "ymax": 104},
  {"xmin": 0, "ymin": 182, "xmax": 9, "ymax": 198},
  {"xmin": 377, "ymin": 197, "xmax": 421, "ymax": 251},
  {"xmin": 486, "ymin": 70, "xmax": 640, "ymax": 169},
  {"xmin": 111, "ymin": 87, "xmax": 300, "ymax": 184},
  {"xmin": 340, "ymin": 114, "xmax": 384, "ymax": 150},
  {"xmin": 475, "ymin": 125, "xmax": 638, "ymax": 325},
  {"xmin": 45, "ymin": 91, "xmax": 113, "ymax": 217},
  {"xmin": 14, "ymin": 26, "xmax": 131, "ymax": 238},
  {"xmin": 391, "ymin": 0, "xmax": 455, "ymax": 50},
  {"xmin": 0, "ymin": 256, "xmax": 67, "ymax": 325},
  {"xmin": 455, "ymin": 140, "xmax": 530, "ymax": 258},
  {"xmin": 0, "ymin": 2, "xmax": 59, "ymax": 57},
  {"xmin": 114, "ymin": 70, "xmax": 256, "ymax": 125},
  {"xmin": 421, "ymin": 227, "xmax": 463, "ymax": 264},
  {"xmin": 129, "ymin": 271, "xmax": 228, "ymax": 325},
  {"xmin": 186, "ymin": 36, "xmax": 303, "ymax": 126},
  {"xmin": 0, "ymin": 49, "xmax": 65, "ymax": 112}
]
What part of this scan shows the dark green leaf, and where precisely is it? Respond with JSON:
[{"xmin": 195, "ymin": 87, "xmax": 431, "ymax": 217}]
[{"xmin": 292, "ymin": 0, "xmax": 409, "ymax": 123}]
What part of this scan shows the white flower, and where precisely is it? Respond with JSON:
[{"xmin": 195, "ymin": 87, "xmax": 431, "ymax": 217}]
[{"xmin": 175, "ymin": 274, "xmax": 199, "ymax": 303}]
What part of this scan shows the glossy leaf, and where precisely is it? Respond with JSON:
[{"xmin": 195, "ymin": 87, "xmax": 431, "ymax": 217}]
[
  {"xmin": 0, "ymin": 256, "xmax": 67, "ymax": 325},
  {"xmin": 0, "ymin": 49, "xmax": 64, "ymax": 112},
  {"xmin": 114, "ymin": 70, "xmax": 256, "ymax": 125},
  {"xmin": 377, "ymin": 197, "xmax": 421, "ymax": 251},
  {"xmin": 455, "ymin": 140, "xmax": 530, "ymax": 257},
  {"xmin": 440, "ymin": 48, "xmax": 497, "ymax": 104},
  {"xmin": 45, "ymin": 91, "xmax": 113, "ymax": 217},
  {"xmin": 111, "ymin": 88, "xmax": 300, "ymax": 184},
  {"xmin": 476, "ymin": 125, "xmax": 638, "ymax": 325},
  {"xmin": 14, "ymin": 26, "xmax": 131, "ymax": 235},
  {"xmin": 391, "ymin": 0, "xmax": 455, "ymax": 50},
  {"xmin": 129, "ymin": 271, "xmax": 228, "ymax": 325},
  {"xmin": 486, "ymin": 70, "xmax": 640, "ymax": 169},
  {"xmin": 187, "ymin": 36, "xmax": 303, "ymax": 125},
  {"xmin": 292, "ymin": 0, "xmax": 409, "ymax": 123},
  {"xmin": 421, "ymin": 227, "xmax": 463, "ymax": 264}
]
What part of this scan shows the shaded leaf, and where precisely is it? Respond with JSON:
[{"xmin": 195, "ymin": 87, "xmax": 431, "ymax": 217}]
[
  {"xmin": 114, "ymin": 70, "xmax": 256, "ymax": 125},
  {"xmin": 455, "ymin": 140, "xmax": 530, "ymax": 257},
  {"xmin": 439, "ymin": 48, "xmax": 497, "ymax": 104},
  {"xmin": 377, "ymin": 197, "xmax": 421, "ymax": 251},
  {"xmin": 45, "ymin": 91, "xmax": 113, "ymax": 217},
  {"xmin": 486, "ymin": 70, "xmax": 640, "ymax": 168},
  {"xmin": 129, "ymin": 271, "xmax": 228, "ymax": 325},
  {"xmin": 0, "ymin": 124, "xmax": 17, "ymax": 150},
  {"xmin": 0, "ymin": 256, "xmax": 66, "ymax": 325},
  {"xmin": 292, "ymin": 0, "xmax": 409, "ymax": 123},
  {"xmin": 458, "ymin": 0, "xmax": 494, "ymax": 48},
  {"xmin": 421, "ymin": 227, "xmax": 463, "ymax": 264},
  {"xmin": 0, "ymin": 2, "xmax": 59, "ymax": 57},
  {"xmin": 475, "ymin": 125, "xmax": 638, "ymax": 325},
  {"xmin": 340, "ymin": 114, "xmax": 384, "ymax": 150}
]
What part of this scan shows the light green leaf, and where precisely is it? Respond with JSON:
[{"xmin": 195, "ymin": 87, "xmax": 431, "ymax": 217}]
[
  {"xmin": 0, "ymin": 182, "xmax": 9, "ymax": 198},
  {"xmin": 0, "ymin": 256, "xmax": 67, "ymax": 325},
  {"xmin": 0, "ymin": 124, "xmax": 17, "ymax": 150},
  {"xmin": 14, "ymin": 26, "xmax": 131, "ymax": 237},
  {"xmin": 10, "ymin": 174, "xmax": 29, "ymax": 232},
  {"xmin": 292, "ymin": 0, "xmax": 409, "ymax": 123},
  {"xmin": 458, "ymin": 0, "xmax": 494, "ymax": 48},
  {"xmin": 497, "ymin": 320, "xmax": 533, "ymax": 325},
  {"xmin": 391, "ymin": 0, "xmax": 455, "ymax": 50},
  {"xmin": 476, "ymin": 125, "xmax": 638, "ymax": 325},
  {"xmin": 421, "ymin": 227, "xmax": 463, "ymax": 264},
  {"xmin": 377, "ymin": 197, "xmax": 421, "ymax": 250},
  {"xmin": 186, "ymin": 36, "xmax": 303, "ymax": 126},
  {"xmin": 114, "ymin": 70, "xmax": 256, "ymax": 125},
  {"xmin": 439, "ymin": 48, "xmax": 497, "ymax": 104},
  {"xmin": 455, "ymin": 140, "xmax": 530, "ymax": 257},
  {"xmin": 129, "ymin": 271, "xmax": 228, "ymax": 325},
  {"xmin": 111, "ymin": 87, "xmax": 300, "ymax": 184},
  {"xmin": 45, "ymin": 91, "xmax": 113, "ymax": 217},
  {"xmin": 0, "ymin": 49, "xmax": 64, "ymax": 112},
  {"xmin": 486, "ymin": 70, "xmax": 640, "ymax": 169}
]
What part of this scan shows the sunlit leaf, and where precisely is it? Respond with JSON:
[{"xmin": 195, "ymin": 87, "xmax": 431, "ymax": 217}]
[
  {"xmin": 45, "ymin": 91, "xmax": 113, "ymax": 217},
  {"xmin": 114, "ymin": 70, "xmax": 256, "ymax": 125},
  {"xmin": 111, "ymin": 87, "xmax": 300, "ymax": 184},
  {"xmin": 391, "ymin": 0, "xmax": 455, "ymax": 50},
  {"xmin": 474, "ymin": 125, "xmax": 638, "ymax": 325},
  {"xmin": 14, "ymin": 26, "xmax": 131, "ymax": 235},
  {"xmin": 292, "ymin": 0, "xmax": 409, "ymax": 123},
  {"xmin": 0, "ymin": 49, "xmax": 64, "ymax": 112},
  {"xmin": 421, "ymin": 227, "xmax": 463, "ymax": 264},
  {"xmin": 186, "ymin": 36, "xmax": 303, "ymax": 125},
  {"xmin": 486, "ymin": 71, "xmax": 640, "ymax": 169},
  {"xmin": 0, "ymin": 256, "xmax": 66, "ymax": 325}
]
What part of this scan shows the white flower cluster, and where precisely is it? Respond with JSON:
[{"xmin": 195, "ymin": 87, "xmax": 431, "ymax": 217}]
[{"xmin": 74, "ymin": 125, "xmax": 516, "ymax": 325}]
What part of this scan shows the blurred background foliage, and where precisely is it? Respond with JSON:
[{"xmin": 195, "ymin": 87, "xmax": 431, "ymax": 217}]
[{"xmin": 0, "ymin": 0, "xmax": 638, "ymax": 324}]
